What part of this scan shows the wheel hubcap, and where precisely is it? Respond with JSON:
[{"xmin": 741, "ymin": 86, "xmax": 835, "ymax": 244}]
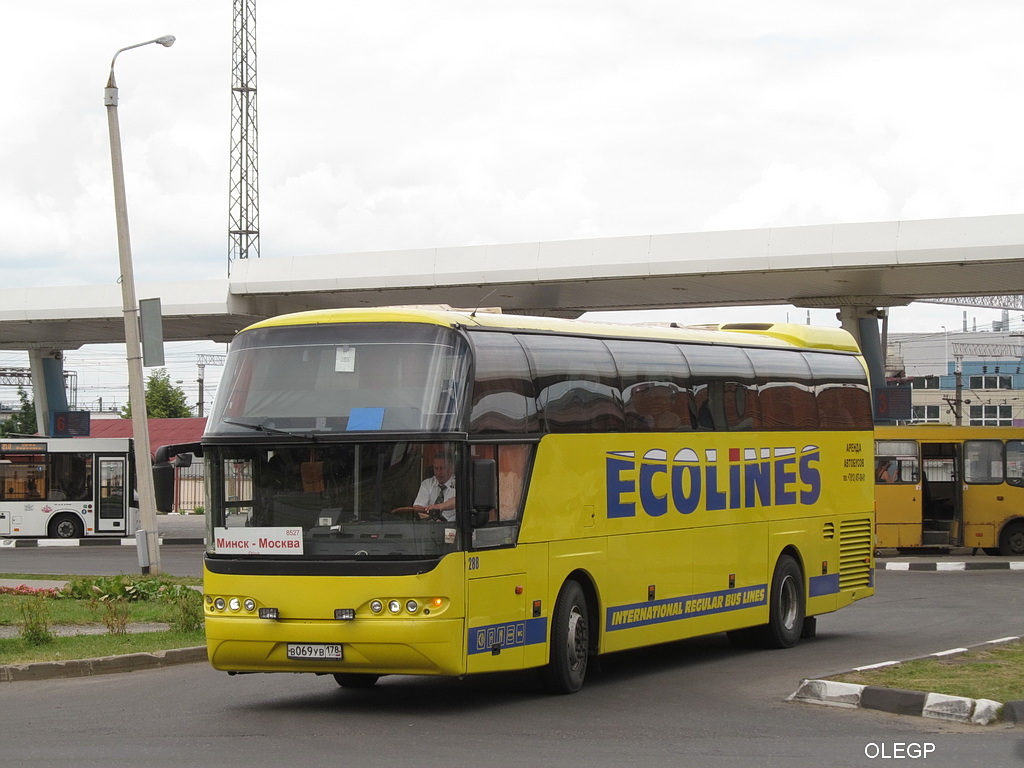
[
  {"xmin": 566, "ymin": 606, "xmax": 587, "ymax": 671},
  {"xmin": 779, "ymin": 575, "xmax": 799, "ymax": 631}
]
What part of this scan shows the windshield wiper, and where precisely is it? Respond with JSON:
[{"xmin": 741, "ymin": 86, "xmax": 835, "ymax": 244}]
[{"xmin": 221, "ymin": 418, "xmax": 318, "ymax": 441}]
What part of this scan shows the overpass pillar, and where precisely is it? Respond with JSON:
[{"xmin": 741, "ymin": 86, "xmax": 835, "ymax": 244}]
[
  {"xmin": 28, "ymin": 349, "xmax": 69, "ymax": 436},
  {"xmin": 837, "ymin": 305, "xmax": 887, "ymax": 421}
]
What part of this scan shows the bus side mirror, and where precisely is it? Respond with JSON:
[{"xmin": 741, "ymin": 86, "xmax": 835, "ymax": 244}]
[
  {"xmin": 152, "ymin": 442, "xmax": 202, "ymax": 514},
  {"xmin": 471, "ymin": 458, "xmax": 497, "ymax": 527},
  {"xmin": 153, "ymin": 461, "xmax": 175, "ymax": 513}
]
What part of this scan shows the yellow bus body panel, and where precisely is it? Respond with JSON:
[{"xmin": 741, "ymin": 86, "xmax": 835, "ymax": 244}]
[
  {"xmin": 205, "ymin": 554, "xmax": 469, "ymax": 676},
  {"xmin": 516, "ymin": 430, "xmax": 873, "ymax": 655}
]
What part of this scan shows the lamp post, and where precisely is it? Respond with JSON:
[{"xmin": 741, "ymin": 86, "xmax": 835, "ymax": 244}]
[{"xmin": 104, "ymin": 35, "xmax": 175, "ymax": 574}]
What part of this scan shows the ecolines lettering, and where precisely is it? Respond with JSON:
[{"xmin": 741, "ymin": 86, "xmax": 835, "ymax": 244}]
[{"xmin": 606, "ymin": 445, "xmax": 821, "ymax": 518}]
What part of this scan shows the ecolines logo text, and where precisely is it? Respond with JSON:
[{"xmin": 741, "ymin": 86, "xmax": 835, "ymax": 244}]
[{"xmin": 606, "ymin": 446, "xmax": 821, "ymax": 518}]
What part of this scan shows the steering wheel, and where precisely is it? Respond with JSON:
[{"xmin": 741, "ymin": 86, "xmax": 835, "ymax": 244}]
[{"xmin": 390, "ymin": 507, "xmax": 423, "ymax": 521}]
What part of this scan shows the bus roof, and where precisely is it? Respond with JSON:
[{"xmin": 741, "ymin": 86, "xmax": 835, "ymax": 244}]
[{"xmin": 240, "ymin": 307, "xmax": 862, "ymax": 354}]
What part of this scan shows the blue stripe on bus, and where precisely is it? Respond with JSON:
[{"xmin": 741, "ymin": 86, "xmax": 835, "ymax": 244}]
[
  {"xmin": 467, "ymin": 617, "xmax": 548, "ymax": 655},
  {"xmin": 606, "ymin": 584, "xmax": 769, "ymax": 632},
  {"xmin": 809, "ymin": 573, "xmax": 840, "ymax": 597}
]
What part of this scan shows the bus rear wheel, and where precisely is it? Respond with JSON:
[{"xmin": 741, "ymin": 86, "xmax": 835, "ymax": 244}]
[
  {"xmin": 541, "ymin": 580, "xmax": 590, "ymax": 694},
  {"xmin": 48, "ymin": 514, "xmax": 83, "ymax": 539},
  {"xmin": 998, "ymin": 521, "xmax": 1024, "ymax": 556},
  {"xmin": 729, "ymin": 554, "xmax": 805, "ymax": 649},
  {"xmin": 333, "ymin": 673, "xmax": 379, "ymax": 688}
]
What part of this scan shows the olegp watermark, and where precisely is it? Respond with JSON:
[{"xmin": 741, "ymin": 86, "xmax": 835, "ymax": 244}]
[{"xmin": 864, "ymin": 742, "xmax": 936, "ymax": 759}]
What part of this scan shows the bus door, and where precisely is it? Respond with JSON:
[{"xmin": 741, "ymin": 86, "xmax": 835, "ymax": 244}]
[
  {"xmin": 875, "ymin": 440, "xmax": 923, "ymax": 548},
  {"xmin": 95, "ymin": 457, "xmax": 129, "ymax": 534},
  {"xmin": 465, "ymin": 547, "xmax": 530, "ymax": 674},
  {"xmin": 920, "ymin": 443, "xmax": 963, "ymax": 547}
]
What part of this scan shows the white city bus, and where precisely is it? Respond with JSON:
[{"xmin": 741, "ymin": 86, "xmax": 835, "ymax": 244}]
[{"xmin": 0, "ymin": 438, "xmax": 139, "ymax": 539}]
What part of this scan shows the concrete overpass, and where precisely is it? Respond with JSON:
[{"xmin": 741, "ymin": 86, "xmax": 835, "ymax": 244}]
[{"xmin": 2, "ymin": 213, "xmax": 1023, "ymax": 430}]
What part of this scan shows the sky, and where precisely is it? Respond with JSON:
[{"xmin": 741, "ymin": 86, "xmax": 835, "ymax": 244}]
[{"xmin": 1, "ymin": 1, "xmax": 1022, "ymax": 414}]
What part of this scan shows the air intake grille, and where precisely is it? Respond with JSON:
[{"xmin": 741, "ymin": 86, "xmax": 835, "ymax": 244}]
[{"xmin": 839, "ymin": 518, "xmax": 873, "ymax": 590}]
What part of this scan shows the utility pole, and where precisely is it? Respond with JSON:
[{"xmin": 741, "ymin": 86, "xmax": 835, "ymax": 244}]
[
  {"xmin": 953, "ymin": 355, "xmax": 963, "ymax": 426},
  {"xmin": 195, "ymin": 354, "xmax": 226, "ymax": 417}
]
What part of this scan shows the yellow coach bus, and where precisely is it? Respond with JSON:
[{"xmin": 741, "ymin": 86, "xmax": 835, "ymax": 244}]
[
  {"xmin": 874, "ymin": 425, "xmax": 1024, "ymax": 555},
  {"xmin": 160, "ymin": 308, "xmax": 875, "ymax": 693}
]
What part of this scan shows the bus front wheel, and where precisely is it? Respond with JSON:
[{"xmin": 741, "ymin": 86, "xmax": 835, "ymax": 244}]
[
  {"xmin": 998, "ymin": 521, "xmax": 1024, "ymax": 556},
  {"xmin": 541, "ymin": 580, "xmax": 590, "ymax": 694},
  {"xmin": 48, "ymin": 514, "xmax": 83, "ymax": 540},
  {"xmin": 333, "ymin": 673, "xmax": 379, "ymax": 688}
]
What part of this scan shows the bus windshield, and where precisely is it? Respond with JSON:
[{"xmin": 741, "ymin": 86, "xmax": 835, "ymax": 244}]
[
  {"xmin": 208, "ymin": 441, "xmax": 463, "ymax": 559},
  {"xmin": 207, "ymin": 322, "xmax": 471, "ymax": 436}
]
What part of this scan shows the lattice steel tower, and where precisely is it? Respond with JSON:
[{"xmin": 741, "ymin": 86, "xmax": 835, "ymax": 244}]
[{"xmin": 228, "ymin": 0, "xmax": 259, "ymax": 271}]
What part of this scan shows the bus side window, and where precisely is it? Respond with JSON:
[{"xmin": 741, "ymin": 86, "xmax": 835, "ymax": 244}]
[
  {"xmin": 875, "ymin": 459, "xmax": 897, "ymax": 483},
  {"xmin": 964, "ymin": 440, "xmax": 1004, "ymax": 484},
  {"xmin": 875, "ymin": 441, "xmax": 918, "ymax": 484},
  {"xmin": 1008, "ymin": 441, "xmax": 1024, "ymax": 487}
]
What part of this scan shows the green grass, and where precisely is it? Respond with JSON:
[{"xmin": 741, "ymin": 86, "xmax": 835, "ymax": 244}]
[
  {"xmin": 0, "ymin": 593, "xmax": 181, "ymax": 626},
  {"xmin": 0, "ymin": 572, "xmax": 201, "ymax": 587},
  {"xmin": 832, "ymin": 641, "xmax": 1024, "ymax": 704},
  {"xmin": 0, "ymin": 573, "xmax": 205, "ymax": 665},
  {"xmin": 0, "ymin": 631, "xmax": 205, "ymax": 665}
]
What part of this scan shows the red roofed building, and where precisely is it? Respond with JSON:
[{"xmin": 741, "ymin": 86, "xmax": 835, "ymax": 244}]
[{"xmin": 83, "ymin": 418, "xmax": 207, "ymax": 458}]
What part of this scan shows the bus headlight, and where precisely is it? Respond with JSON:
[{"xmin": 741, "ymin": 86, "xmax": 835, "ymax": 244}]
[
  {"xmin": 243, "ymin": 598, "xmax": 256, "ymax": 612},
  {"xmin": 406, "ymin": 600, "xmax": 419, "ymax": 614},
  {"xmin": 228, "ymin": 597, "xmax": 241, "ymax": 612},
  {"xmin": 370, "ymin": 600, "xmax": 383, "ymax": 614},
  {"xmin": 388, "ymin": 600, "xmax": 401, "ymax": 614},
  {"xmin": 214, "ymin": 597, "xmax": 226, "ymax": 611}
]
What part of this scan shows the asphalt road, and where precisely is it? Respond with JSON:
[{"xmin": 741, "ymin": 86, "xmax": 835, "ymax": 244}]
[
  {"xmin": 0, "ymin": 514, "xmax": 206, "ymax": 578},
  {"xmin": 0, "ymin": 551, "xmax": 1022, "ymax": 767}
]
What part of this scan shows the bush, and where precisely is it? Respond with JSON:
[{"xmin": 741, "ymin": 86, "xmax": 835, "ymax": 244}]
[
  {"xmin": 65, "ymin": 575, "xmax": 192, "ymax": 603},
  {"xmin": 19, "ymin": 595, "xmax": 54, "ymax": 645},
  {"xmin": 99, "ymin": 597, "xmax": 130, "ymax": 636},
  {"xmin": 169, "ymin": 591, "xmax": 204, "ymax": 632}
]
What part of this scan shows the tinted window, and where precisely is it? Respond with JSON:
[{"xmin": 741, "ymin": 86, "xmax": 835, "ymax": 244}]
[
  {"xmin": 744, "ymin": 347, "xmax": 816, "ymax": 430},
  {"xmin": 681, "ymin": 345, "xmax": 757, "ymax": 431},
  {"xmin": 518, "ymin": 334, "xmax": 624, "ymax": 432},
  {"xmin": 209, "ymin": 323, "xmax": 470, "ymax": 436},
  {"xmin": 605, "ymin": 340, "xmax": 695, "ymax": 432},
  {"xmin": 468, "ymin": 333, "xmax": 539, "ymax": 434},
  {"xmin": 804, "ymin": 352, "xmax": 872, "ymax": 430}
]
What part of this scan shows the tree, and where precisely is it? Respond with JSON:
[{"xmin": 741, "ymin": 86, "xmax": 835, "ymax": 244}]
[
  {"xmin": 120, "ymin": 369, "xmax": 192, "ymax": 419},
  {"xmin": 0, "ymin": 388, "xmax": 39, "ymax": 437}
]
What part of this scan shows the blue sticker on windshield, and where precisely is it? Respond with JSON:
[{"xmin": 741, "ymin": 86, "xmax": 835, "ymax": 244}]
[{"xmin": 347, "ymin": 407, "xmax": 385, "ymax": 431}]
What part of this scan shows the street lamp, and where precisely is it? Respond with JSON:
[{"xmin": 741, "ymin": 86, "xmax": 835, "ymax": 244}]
[{"xmin": 104, "ymin": 35, "xmax": 175, "ymax": 574}]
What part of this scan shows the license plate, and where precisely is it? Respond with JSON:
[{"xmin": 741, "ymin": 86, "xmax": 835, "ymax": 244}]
[{"xmin": 286, "ymin": 643, "xmax": 343, "ymax": 660}]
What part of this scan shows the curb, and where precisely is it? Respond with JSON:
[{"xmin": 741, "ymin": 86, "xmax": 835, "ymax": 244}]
[
  {"xmin": 789, "ymin": 636, "xmax": 1024, "ymax": 725},
  {"xmin": 0, "ymin": 646, "xmax": 207, "ymax": 682},
  {"xmin": 879, "ymin": 561, "xmax": 1024, "ymax": 571},
  {"xmin": 0, "ymin": 538, "xmax": 205, "ymax": 548}
]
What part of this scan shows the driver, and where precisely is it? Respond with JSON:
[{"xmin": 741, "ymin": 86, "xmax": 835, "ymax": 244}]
[{"xmin": 412, "ymin": 451, "xmax": 456, "ymax": 521}]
